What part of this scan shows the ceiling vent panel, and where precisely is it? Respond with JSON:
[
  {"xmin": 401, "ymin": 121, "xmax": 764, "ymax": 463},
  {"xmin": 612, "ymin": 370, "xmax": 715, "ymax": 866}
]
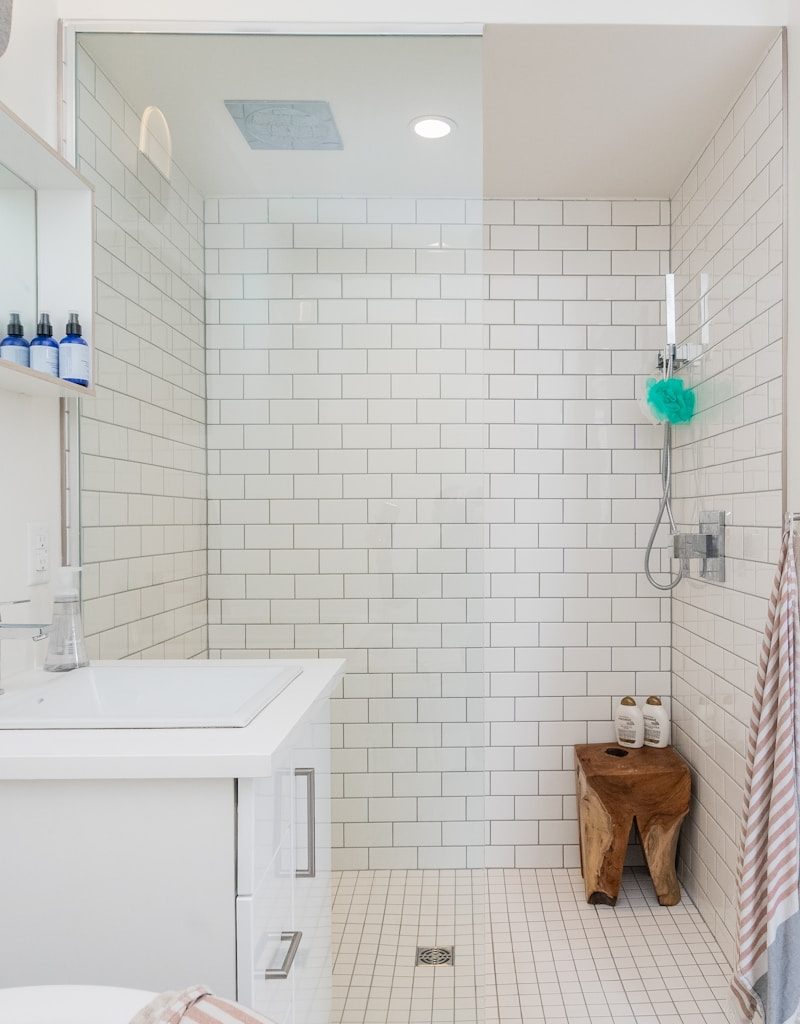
[{"xmin": 225, "ymin": 100, "xmax": 343, "ymax": 150}]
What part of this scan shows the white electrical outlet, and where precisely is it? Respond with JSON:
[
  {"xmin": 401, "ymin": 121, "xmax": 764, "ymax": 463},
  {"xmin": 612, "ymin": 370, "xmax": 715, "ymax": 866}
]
[{"xmin": 27, "ymin": 523, "xmax": 49, "ymax": 586}]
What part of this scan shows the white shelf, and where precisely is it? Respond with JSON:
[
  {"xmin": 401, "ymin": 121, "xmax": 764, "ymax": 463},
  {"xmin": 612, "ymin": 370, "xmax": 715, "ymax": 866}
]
[
  {"xmin": 0, "ymin": 99, "xmax": 91, "ymax": 193},
  {"xmin": 0, "ymin": 358, "xmax": 94, "ymax": 399},
  {"xmin": 0, "ymin": 97, "xmax": 94, "ymax": 398}
]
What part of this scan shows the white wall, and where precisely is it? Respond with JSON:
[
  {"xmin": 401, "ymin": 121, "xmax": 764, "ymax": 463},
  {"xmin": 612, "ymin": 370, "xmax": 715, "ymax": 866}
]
[
  {"xmin": 788, "ymin": 23, "xmax": 800, "ymax": 514},
  {"xmin": 0, "ymin": 3, "xmax": 62, "ymax": 679},
  {"xmin": 75, "ymin": 45, "xmax": 208, "ymax": 660},
  {"xmin": 54, "ymin": 0, "xmax": 790, "ymax": 25},
  {"xmin": 201, "ymin": 194, "xmax": 672, "ymax": 871},
  {"xmin": 0, "ymin": 0, "xmax": 796, "ymax": 906},
  {"xmin": 484, "ymin": 199, "xmax": 671, "ymax": 868},
  {"xmin": 204, "ymin": 195, "xmax": 484, "ymax": 871},
  {"xmin": 0, "ymin": 0, "xmax": 58, "ymax": 144},
  {"xmin": 0, "ymin": 396, "xmax": 61, "ymax": 678},
  {"xmin": 0, "ymin": 3, "xmax": 790, "ymax": 147},
  {"xmin": 671, "ymin": 34, "xmax": 784, "ymax": 964}
]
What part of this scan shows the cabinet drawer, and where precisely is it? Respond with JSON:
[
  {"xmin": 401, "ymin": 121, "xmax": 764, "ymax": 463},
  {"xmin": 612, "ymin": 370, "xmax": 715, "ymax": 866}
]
[
  {"xmin": 236, "ymin": 849, "xmax": 296, "ymax": 1024},
  {"xmin": 291, "ymin": 703, "xmax": 332, "ymax": 1024},
  {"xmin": 238, "ymin": 746, "xmax": 294, "ymax": 896}
]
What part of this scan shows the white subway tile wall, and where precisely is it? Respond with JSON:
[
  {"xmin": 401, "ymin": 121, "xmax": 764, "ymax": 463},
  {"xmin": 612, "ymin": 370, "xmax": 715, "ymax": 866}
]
[
  {"xmin": 76, "ymin": 46, "xmax": 208, "ymax": 659},
  {"xmin": 484, "ymin": 199, "xmax": 672, "ymax": 868},
  {"xmin": 206, "ymin": 195, "xmax": 672, "ymax": 869},
  {"xmin": 72, "ymin": 41, "xmax": 786, "ymax": 937},
  {"xmin": 205, "ymin": 196, "xmax": 486, "ymax": 870},
  {"xmin": 671, "ymin": 33, "xmax": 784, "ymax": 963}
]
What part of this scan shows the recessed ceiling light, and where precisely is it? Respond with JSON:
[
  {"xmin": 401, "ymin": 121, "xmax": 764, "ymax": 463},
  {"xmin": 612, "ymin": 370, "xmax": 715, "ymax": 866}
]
[{"xmin": 411, "ymin": 116, "xmax": 455, "ymax": 140}]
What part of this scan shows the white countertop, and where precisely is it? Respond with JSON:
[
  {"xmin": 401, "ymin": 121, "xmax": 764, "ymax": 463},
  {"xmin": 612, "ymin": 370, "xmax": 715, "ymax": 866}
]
[{"xmin": 0, "ymin": 658, "xmax": 344, "ymax": 780}]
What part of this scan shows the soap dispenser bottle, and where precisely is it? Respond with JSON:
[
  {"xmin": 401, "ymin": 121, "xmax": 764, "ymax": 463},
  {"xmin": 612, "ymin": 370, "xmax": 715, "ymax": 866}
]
[
  {"xmin": 615, "ymin": 696, "xmax": 644, "ymax": 749},
  {"xmin": 29, "ymin": 313, "xmax": 59, "ymax": 376},
  {"xmin": 643, "ymin": 696, "xmax": 671, "ymax": 748},
  {"xmin": 44, "ymin": 566, "xmax": 89, "ymax": 672},
  {"xmin": 0, "ymin": 313, "xmax": 30, "ymax": 366},
  {"xmin": 58, "ymin": 313, "xmax": 90, "ymax": 387}
]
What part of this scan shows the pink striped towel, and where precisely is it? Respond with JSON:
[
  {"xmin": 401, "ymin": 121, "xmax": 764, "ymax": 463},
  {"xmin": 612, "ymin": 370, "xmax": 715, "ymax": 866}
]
[
  {"xmin": 732, "ymin": 527, "xmax": 800, "ymax": 1024},
  {"xmin": 130, "ymin": 986, "xmax": 277, "ymax": 1024}
]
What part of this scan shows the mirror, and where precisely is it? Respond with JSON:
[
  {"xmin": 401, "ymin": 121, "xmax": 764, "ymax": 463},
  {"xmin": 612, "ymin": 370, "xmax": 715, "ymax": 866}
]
[{"xmin": 0, "ymin": 162, "xmax": 36, "ymax": 338}]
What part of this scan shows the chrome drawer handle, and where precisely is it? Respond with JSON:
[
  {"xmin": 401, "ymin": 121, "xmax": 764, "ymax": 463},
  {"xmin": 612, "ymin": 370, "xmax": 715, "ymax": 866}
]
[
  {"xmin": 295, "ymin": 767, "xmax": 316, "ymax": 879},
  {"xmin": 264, "ymin": 930, "xmax": 302, "ymax": 979}
]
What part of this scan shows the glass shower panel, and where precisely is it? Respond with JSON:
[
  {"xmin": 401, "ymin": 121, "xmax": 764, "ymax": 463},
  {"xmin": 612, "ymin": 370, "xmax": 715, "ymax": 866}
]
[
  {"xmin": 201, "ymin": 34, "xmax": 486, "ymax": 1024},
  {"xmin": 75, "ymin": 29, "xmax": 484, "ymax": 1023}
]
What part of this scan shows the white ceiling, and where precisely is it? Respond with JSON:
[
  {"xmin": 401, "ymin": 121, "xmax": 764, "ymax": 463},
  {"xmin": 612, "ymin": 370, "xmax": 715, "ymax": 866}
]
[
  {"xmin": 80, "ymin": 34, "xmax": 483, "ymax": 198},
  {"xmin": 483, "ymin": 24, "xmax": 779, "ymax": 197},
  {"xmin": 82, "ymin": 25, "xmax": 779, "ymax": 200}
]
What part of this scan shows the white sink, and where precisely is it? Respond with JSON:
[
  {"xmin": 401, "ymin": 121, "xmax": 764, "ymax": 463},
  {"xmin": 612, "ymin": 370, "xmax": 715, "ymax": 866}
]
[{"xmin": 0, "ymin": 661, "xmax": 302, "ymax": 729}]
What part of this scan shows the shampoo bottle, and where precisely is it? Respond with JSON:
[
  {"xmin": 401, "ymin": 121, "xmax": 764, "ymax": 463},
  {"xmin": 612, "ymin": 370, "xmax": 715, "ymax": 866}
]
[
  {"xmin": 643, "ymin": 696, "xmax": 670, "ymax": 748},
  {"xmin": 58, "ymin": 313, "xmax": 90, "ymax": 387},
  {"xmin": 44, "ymin": 566, "xmax": 88, "ymax": 672},
  {"xmin": 615, "ymin": 696, "xmax": 644, "ymax": 749},
  {"xmin": 29, "ymin": 312, "xmax": 59, "ymax": 376},
  {"xmin": 0, "ymin": 313, "xmax": 29, "ymax": 366}
]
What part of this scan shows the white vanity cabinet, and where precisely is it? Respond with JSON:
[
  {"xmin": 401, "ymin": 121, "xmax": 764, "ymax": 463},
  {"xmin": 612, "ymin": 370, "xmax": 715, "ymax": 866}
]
[
  {"xmin": 237, "ymin": 697, "xmax": 332, "ymax": 1024},
  {"xmin": 0, "ymin": 659, "xmax": 341, "ymax": 1024}
]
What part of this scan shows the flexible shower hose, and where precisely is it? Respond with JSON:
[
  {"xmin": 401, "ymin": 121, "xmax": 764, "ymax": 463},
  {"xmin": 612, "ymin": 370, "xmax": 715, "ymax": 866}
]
[{"xmin": 644, "ymin": 422, "xmax": 683, "ymax": 591}]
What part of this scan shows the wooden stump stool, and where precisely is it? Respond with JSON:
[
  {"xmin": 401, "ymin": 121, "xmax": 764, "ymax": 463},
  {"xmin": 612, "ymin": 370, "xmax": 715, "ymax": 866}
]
[{"xmin": 574, "ymin": 743, "xmax": 690, "ymax": 907}]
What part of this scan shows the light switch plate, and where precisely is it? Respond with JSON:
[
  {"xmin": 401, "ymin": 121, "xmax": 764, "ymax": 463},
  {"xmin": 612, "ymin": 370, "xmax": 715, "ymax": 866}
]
[{"xmin": 27, "ymin": 523, "xmax": 49, "ymax": 586}]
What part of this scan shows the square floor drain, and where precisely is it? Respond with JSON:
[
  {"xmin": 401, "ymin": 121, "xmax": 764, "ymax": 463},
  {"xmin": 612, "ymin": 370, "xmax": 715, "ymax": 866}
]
[{"xmin": 415, "ymin": 945, "xmax": 454, "ymax": 966}]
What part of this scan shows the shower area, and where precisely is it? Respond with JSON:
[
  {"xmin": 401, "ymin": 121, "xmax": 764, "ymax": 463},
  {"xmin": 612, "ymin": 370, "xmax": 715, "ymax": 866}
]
[{"xmin": 69, "ymin": 21, "xmax": 785, "ymax": 1024}]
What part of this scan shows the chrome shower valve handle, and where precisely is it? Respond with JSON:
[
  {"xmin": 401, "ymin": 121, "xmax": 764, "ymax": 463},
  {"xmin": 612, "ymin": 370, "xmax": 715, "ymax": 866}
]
[{"xmin": 672, "ymin": 512, "xmax": 726, "ymax": 583}]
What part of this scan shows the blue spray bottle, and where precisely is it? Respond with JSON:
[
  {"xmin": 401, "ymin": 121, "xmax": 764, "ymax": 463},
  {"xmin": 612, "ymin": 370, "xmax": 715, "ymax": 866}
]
[
  {"xmin": 0, "ymin": 313, "xmax": 30, "ymax": 367},
  {"xmin": 29, "ymin": 313, "xmax": 59, "ymax": 377},
  {"xmin": 58, "ymin": 312, "xmax": 90, "ymax": 387}
]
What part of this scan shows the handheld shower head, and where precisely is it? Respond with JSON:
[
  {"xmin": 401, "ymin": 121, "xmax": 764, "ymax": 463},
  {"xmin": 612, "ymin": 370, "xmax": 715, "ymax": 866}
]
[{"xmin": 644, "ymin": 273, "xmax": 684, "ymax": 592}]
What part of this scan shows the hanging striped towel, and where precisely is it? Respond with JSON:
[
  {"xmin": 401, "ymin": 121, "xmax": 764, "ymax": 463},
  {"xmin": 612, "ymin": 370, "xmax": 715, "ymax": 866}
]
[
  {"xmin": 130, "ymin": 986, "xmax": 278, "ymax": 1024},
  {"xmin": 732, "ymin": 527, "xmax": 800, "ymax": 1024}
]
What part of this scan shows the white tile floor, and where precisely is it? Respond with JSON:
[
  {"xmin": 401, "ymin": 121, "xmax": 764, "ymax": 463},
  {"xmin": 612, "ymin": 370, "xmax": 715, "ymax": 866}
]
[
  {"xmin": 332, "ymin": 869, "xmax": 483, "ymax": 1024},
  {"xmin": 331, "ymin": 868, "xmax": 733, "ymax": 1024}
]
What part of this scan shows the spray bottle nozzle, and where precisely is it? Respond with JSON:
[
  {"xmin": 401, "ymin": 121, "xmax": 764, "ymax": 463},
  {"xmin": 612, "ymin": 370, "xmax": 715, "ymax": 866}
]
[
  {"xmin": 65, "ymin": 313, "xmax": 82, "ymax": 336},
  {"xmin": 6, "ymin": 313, "xmax": 23, "ymax": 337}
]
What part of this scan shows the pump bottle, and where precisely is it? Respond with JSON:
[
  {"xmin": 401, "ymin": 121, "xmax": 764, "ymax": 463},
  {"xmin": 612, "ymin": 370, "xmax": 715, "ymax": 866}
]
[
  {"xmin": 58, "ymin": 313, "xmax": 90, "ymax": 387},
  {"xmin": 614, "ymin": 696, "xmax": 644, "ymax": 749},
  {"xmin": 44, "ymin": 566, "xmax": 89, "ymax": 672},
  {"xmin": 29, "ymin": 313, "xmax": 59, "ymax": 376},
  {"xmin": 0, "ymin": 313, "xmax": 29, "ymax": 366},
  {"xmin": 643, "ymin": 696, "xmax": 671, "ymax": 748}
]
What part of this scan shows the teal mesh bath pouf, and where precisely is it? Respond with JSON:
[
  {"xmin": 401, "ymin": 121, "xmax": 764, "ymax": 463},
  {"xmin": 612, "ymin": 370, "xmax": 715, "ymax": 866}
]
[{"xmin": 645, "ymin": 377, "xmax": 695, "ymax": 425}]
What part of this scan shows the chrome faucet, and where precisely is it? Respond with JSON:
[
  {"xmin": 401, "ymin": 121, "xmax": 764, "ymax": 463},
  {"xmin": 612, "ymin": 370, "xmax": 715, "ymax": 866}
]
[
  {"xmin": 0, "ymin": 601, "xmax": 51, "ymax": 695},
  {"xmin": 0, "ymin": 600, "xmax": 50, "ymax": 640}
]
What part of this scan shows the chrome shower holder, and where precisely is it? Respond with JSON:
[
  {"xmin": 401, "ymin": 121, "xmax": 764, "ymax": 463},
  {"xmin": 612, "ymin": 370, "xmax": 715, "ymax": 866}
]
[
  {"xmin": 656, "ymin": 344, "xmax": 688, "ymax": 373},
  {"xmin": 672, "ymin": 511, "xmax": 726, "ymax": 582}
]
